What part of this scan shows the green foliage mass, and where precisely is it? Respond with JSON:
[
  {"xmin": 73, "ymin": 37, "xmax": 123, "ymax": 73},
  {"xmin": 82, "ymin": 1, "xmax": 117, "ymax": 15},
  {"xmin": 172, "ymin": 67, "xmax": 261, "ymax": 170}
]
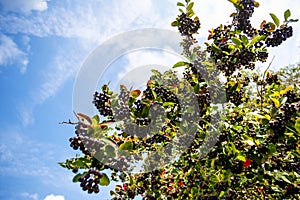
[{"xmin": 60, "ymin": 0, "xmax": 299, "ymax": 199}]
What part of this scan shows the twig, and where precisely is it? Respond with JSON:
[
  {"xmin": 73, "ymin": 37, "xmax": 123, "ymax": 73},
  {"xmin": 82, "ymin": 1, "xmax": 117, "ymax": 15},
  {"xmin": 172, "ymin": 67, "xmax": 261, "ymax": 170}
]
[
  {"xmin": 59, "ymin": 119, "xmax": 78, "ymax": 125},
  {"xmin": 260, "ymin": 56, "xmax": 275, "ymax": 110}
]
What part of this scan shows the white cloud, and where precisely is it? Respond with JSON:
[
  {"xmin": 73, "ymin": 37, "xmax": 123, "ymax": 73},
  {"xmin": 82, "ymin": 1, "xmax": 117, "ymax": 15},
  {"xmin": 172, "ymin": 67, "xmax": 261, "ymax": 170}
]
[
  {"xmin": 0, "ymin": 0, "xmax": 48, "ymax": 13},
  {"xmin": 21, "ymin": 192, "xmax": 39, "ymax": 200},
  {"xmin": 0, "ymin": 33, "xmax": 28, "ymax": 73},
  {"xmin": 6, "ymin": 0, "xmax": 175, "ymax": 126},
  {"xmin": 114, "ymin": 50, "xmax": 184, "ymax": 89},
  {"xmin": 0, "ymin": 144, "xmax": 13, "ymax": 161},
  {"xmin": 18, "ymin": 104, "xmax": 35, "ymax": 127},
  {"xmin": 44, "ymin": 194, "xmax": 64, "ymax": 200}
]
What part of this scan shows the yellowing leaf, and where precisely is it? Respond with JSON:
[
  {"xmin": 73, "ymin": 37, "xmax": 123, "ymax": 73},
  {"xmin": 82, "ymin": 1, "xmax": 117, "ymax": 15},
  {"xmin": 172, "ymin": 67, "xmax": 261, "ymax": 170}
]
[
  {"xmin": 295, "ymin": 118, "xmax": 300, "ymax": 133},
  {"xmin": 254, "ymin": 1, "xmax": 259, "ymax": 7},
  {"xmin": 236, "ymin": 155, "xmax": 246, "ymax": 162},
  {"xmin": 264, "ymin": 115, "xmax": 271, "ymax": 120},
  {"xmin": 280, "ymin": 85, "xmax": 293, "ymax": 95},
  {"xmin": 130, "ymin": 90, "xmax": 141, "ymax": 98},
  {"xmin": 271, "ymin": 98, "xmax": 280, "ymax": 108}
]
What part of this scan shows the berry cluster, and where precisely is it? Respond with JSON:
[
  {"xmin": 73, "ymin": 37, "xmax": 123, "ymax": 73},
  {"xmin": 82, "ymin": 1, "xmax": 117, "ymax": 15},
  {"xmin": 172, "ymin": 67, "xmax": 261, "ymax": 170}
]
[
  {"xmin": 136, "ymin": 117, "xmax": 151, "ymax": 126},
  {"xmin": 266, "ymin": 73, "xmax": 279, "ymax": 85},
  {"xmin": 238, "ymin": 48, "xmax": 256, "ymax": 69},
  {"xmin": 269, "ymin": 102, "xmax": 298, "ymax": 137},
  {"xmin": 93, "ymin": 92, "xmax": 113, "ymax": 117},
  {"xmin": 283, "ymin": 90, "xmax": 299, "ymax": 103},
  {"xmin": 112, "ymin": 87, "xmax": 133, "ymax": 122},
  {"xmin": 196, "ymin": 93, "xmax": 211, "ymax": 115},
  {"xmin": 142, "ymin": 86, "xmax": 155, "ymax": 100},
  {"xmin": 78, "ymin": 169, "xmax": 102, "ymax": 193},
  {"xmin": 153, "ymin": 87, "xmax": 178, "ymax": 103},
  {"xmin": 177, "ymin": 13, "xmax": 201, "ymax": 38},
  {"xmin": 235, "ymin": 0, "xmax": 255, "ymax": 36},
  {"xmin": 69, "ymin": 136, "xmax": 104, "ymax": 155},
  {"xmin": 257, "ymin": 51, "xmax": 268, "ymax": 62},
  {"xmin": 265, "ymin": 26, "xmax": 293, "ymax": 47},
  {"xmin": 226, "ymin": 89, "xmax": 244, "ymax": 106}
]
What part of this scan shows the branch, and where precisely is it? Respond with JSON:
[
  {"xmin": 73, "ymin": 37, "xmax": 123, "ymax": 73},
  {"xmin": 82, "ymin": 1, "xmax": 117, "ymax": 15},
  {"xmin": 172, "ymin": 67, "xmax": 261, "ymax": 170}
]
[{"xmin": 260, "ymin": 56, "xmax": 275, "ymax": 110}]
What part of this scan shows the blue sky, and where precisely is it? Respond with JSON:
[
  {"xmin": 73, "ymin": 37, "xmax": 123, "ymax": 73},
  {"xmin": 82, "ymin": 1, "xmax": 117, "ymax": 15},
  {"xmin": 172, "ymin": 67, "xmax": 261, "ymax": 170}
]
[{"xmin": 0, "ymin": 0, "xmax": 299, "ymax": 200}]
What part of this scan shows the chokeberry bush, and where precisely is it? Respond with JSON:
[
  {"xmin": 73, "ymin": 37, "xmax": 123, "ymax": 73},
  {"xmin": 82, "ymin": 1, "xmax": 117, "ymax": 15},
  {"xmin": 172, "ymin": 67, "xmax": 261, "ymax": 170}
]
[{"xmin": 59, "ymin": 0, "xmax": 300, "ymax": 199}]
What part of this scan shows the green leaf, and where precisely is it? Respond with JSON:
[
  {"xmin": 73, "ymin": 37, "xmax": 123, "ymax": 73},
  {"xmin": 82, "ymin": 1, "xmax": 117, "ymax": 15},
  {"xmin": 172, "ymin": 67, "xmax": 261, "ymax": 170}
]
[
  {"xmin": 173, "ymin": 61, "xmax": 189, "ymax": 68},
  {"xmin": 105, "ymin": 145, "xmax": 116, "ymax": 158},
  {"xmin": 171, "ymin": 21, "xmax": 181, "ymax": 27},
  {"xmin": 72, "ymin": 160, "xmax": 88, "ymax": 168},
  {"xmin": 211, "ymin": 43, "xmax": 221, "ymax": 53},
  {"xmin": 268, "ymin": 144, "xmax": 276, "ymax": 155},
  {"xmin": 241, "ymin": 35, "xmax": 249, "ymax": 45},
  {"xmin": 163, "ymin": 102, "xmax": 176, "ymax": 107},
  {"xmin": 248, "ymin": 35, "xmax": 266, "ymax": 47},
  {"xmin": 141, "ymin": 106, "xmax": 150, "ymax": 118},
  {"xmin": 187, "ymin": 10, "xmax": 195, "ymax": 18},
  {"xmin": 284, "ymin": 9, "xmax": 291, "ymax": 22},
  {"xmin": 236, "ymin": 155, "xmax": 246, "ymax": 162},
  {"xmin": 231, "ymin": 142, "xmax": 240, "ymax": 154},
  {"xmin": 231, "ymin": 37, "xmax": 242, "ymax": 47},
  {"xmin": 270, "ymin": 13, "xmax": 280, "ymax": 27},
  {"xmin": 187, "ymin": 2, "xmax": 194, "ymax": 11},
  {"xmin": 295, "ymin": 118, "xmax": 300, "ymax": 133},
  {"xmin": 73, "ymin": 173, "xmax": 82, "ymax": 182},
  {"xmin": 99, "ymin": 173, "xmax": 110, "ymax": 186},
  {"xmin": 119, "ymin": 141, "xmax": 133, "ymax": 151},
  {"xmin": 219, "ymin": 191, "xmax": 225, "ymax": 198},
  {"xmin": 92, "ymin": 115, "xmax": 100, "ymax": 126},
  {"xmin": 177, "ymin": 2, "xmax": 185, "ymax": 7},
  {"xmin": 289, "ymin": 19, "xmax": 299, "ymax": 23},
  {"xmin": 280, "ymin": 175, "xmax": 292, "ymax": 184},
  {"xmin": 194, "ymin": 84, "xmax": 200, "ymax": 94},
  {"xmin": 58, "ymin": 162, "xmax": 66, "ymax": 168}
]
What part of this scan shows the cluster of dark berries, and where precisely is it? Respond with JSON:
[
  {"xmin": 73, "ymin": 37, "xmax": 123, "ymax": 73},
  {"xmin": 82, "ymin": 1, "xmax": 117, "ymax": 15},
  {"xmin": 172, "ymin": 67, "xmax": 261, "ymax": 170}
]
[
  {"xmin": 75, "ymin": 123, "xmax": 88, "ymax": 136},
  {"xmin": 196, "ymin": 93, "xmax": 211, "ymax": 114},
  {"xmin": 78, "ymin": 169, "xmax": 101, "ymax": 193},
  {"xmin": 281, "ymin": 103, "xmax": 297, "ymax": 121},
  {"xmin": 69, "ymin": 136, "xmax": 104, "ymax": 155},
  {"xmin": 265, "ymin": 26, "xmax": 293, "ymax": 47},
  {"xmin": 238, "ymin": 48, "xmax": 256, "ymax": 69},
  {"xmin": 226, "ymin": 88, "xmax": 244, "ymax": 106},
  {"xmin": 257, "ymin": 51, "xmax": 268, "ymax": 62},
  {"xmin": 177, "ymin": 13, "xmax": 201, "ymax": 38},
  {"xmin": 268, "ymin": 117, "xmax": 287, "ymax": 136},
  {"xmin": 112, "ymin": 87, "xmax": 132, "ymax": 121},
  {"xmin": 268, "ymin": 101, "xmax": 297, "ymax": 137},
  {"xmin": 266, "ymin": 73, "xmax": 279, "ymax": 85},
  {"xmin": 191, "ymin": 61, "xmax": 208, "ymax": 81},
  {"xmin": 142, "ymin": 86, "xmax": 155, "ymax": 100},
  {"xmin": 136, "ymin": 117, "xmax": 151, "ymax": 126},
  {"xmin": 283, "ymin": 90, "xmax": 299, "ymax": 103},
  {"xmin": 235, "ymin": 0, "xmax": 255, "ymax": 36},
  {"xmin": 153, "ymin": 87, "xmax": 178, "ymax": 103},
  {"xmin": 93, "ymin": 92, "xmax": 113, "ymax": 117},
  {"xmin": 134, "ymin": 100, "xmax": 144, "ymax": 112}
]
